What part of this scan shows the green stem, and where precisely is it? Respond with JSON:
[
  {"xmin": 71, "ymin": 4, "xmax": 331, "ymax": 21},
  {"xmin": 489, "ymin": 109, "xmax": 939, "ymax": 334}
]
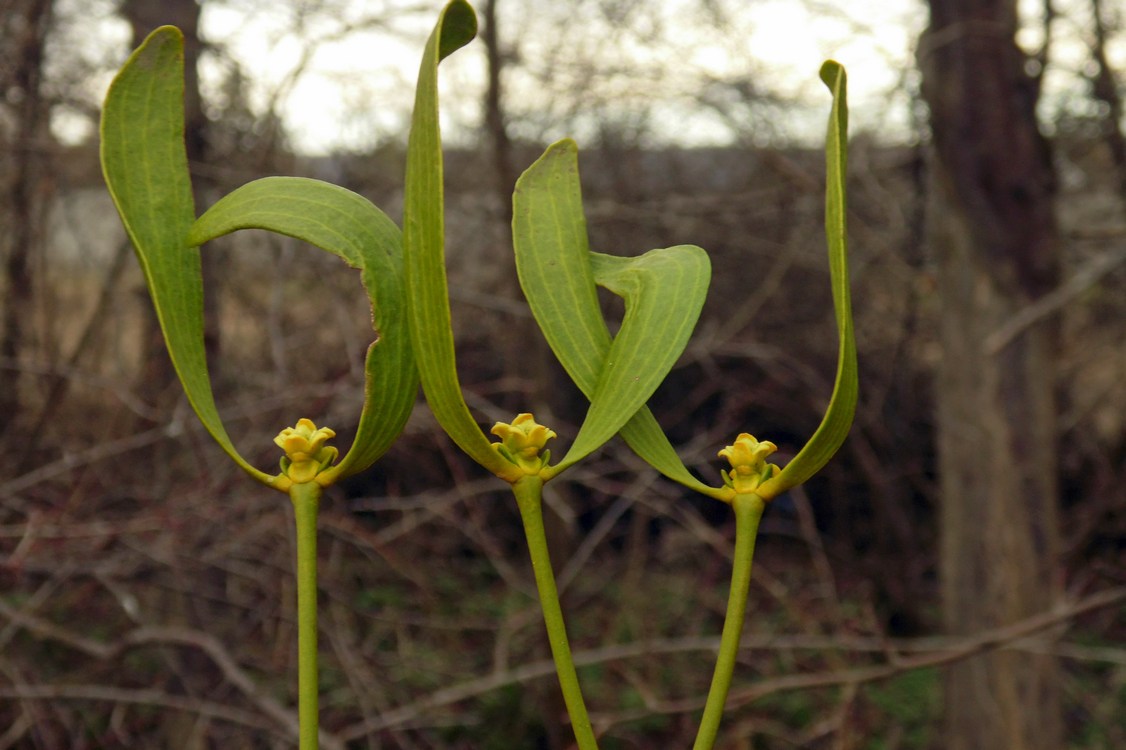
[
  {"xmin": 512, "ymin": 475, "xmax": 599, "ymax": 750},
  {"xmin": 693, "ymin": 492, "xmax": 765, "ymax": 750},
  {"xmin": 290, "ymin": 481, "xmax": 322, "ymax": 750}
]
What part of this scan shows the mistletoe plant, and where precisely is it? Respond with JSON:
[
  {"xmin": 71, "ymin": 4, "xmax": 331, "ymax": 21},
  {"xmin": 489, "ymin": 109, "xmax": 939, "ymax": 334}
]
[
  {"xmin": 404, "ymin": 3, "xmax": 855, "ymax": 749},
  {"xmin": 100, "ymin": 27, "xmax": 418, "ymax": 748},
  {"xmin": 100, "ymin": 1, "xmax": 855, "ymax": 748}
]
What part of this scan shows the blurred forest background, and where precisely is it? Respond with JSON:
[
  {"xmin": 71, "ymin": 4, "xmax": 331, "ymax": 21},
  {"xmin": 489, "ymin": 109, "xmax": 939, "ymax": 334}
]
[{"xmin": 1, "ymin": 0, "xmax": 1124, "ymax": 748}]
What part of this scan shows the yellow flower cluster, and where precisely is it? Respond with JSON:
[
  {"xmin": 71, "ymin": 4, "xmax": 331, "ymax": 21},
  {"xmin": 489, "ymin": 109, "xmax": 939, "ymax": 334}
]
[
  {"xmin": 275, "ymin": 418, "xmax": 338, "ymax": 485},
  {"xmin": 718, "ymin": 433, "xmax": 779, "ymax": 496},
  {"xmin": 490, "ymin": 413, "xmax": 556, "ymax": 475}
]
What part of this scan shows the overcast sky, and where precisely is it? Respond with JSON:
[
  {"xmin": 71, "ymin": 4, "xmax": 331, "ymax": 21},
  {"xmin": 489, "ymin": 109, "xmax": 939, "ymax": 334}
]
[
  {"xmin": 198, "ymin": 0, "xmax": 926, "ymax": 153},
  {"xmin": 58, "ymin": 0, "xmax": 1117, "ymax": 155}
]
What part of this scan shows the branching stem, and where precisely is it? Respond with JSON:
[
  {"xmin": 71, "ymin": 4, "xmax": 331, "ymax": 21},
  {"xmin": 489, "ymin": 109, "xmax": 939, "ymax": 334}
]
[
  {"xmin": 512, "ymin": 475, "xmax": 599, "ymax": 750},
  {"xmin": 290, "ymin": 481, "xmax": 322, "ymax": 750},
  {"xmin": 693, "ymin": 492, "xmax": 765, "ymax": 750}
]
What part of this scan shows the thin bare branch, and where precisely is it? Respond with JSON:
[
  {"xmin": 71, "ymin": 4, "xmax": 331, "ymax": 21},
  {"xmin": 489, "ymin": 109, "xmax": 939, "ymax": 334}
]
[{"xmin": 339, "ymin": 586, "xmax": 1126, "ymax": 740}]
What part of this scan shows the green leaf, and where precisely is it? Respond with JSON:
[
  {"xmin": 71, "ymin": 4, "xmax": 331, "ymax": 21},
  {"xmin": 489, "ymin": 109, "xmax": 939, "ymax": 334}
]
[
  {"xmin": 513, "ymin": 61, "xmax": 857, "ymax": 503},
  {"xmin": 513, "ymin": 139, "xmax": 711, "ymax": 470},
  {"xmin": 100, "ymin": 26, "xmax": 271, "ymax": 484},
  {"xmin": 403, "ymin": 1, "xmax": 518, "ymax": 478},
  {"xmin": 187, "ymin": 176, "xmax": 418, "ymax": 481},
  {"xmin": 512, "ymin": 140, "xmax": 720, "ymax": 493},
  {"xmin": 552, "ymin": 246, "xmax": 710, "ymax": 472},
  {"xmin": 755, "ymin": 60, "xmax": 857, "ymax": 500}
]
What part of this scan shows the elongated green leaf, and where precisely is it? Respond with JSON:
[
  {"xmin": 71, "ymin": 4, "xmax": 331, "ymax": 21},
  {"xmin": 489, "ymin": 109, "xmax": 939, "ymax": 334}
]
[
  {"xmin": 100, "ymin": 26, "xmax": 270, "ymax": 484},
  {"xmin": 515, "ymin": 62, "xmax": 856, "ymax": 502},
  {"xmin": 513, "ymin": 140, "xmax": 720, "ymax": 494},
  {"xmin": 755, "ymin": 60, "xmax": 856, "ymax": 499},
  {"xmin": 402, "ymin": 1, "xmax": 517, "ymax": 477},
  {"xmin": 553, "ymin": 248, "xmax": 709, "ymax": 471},
  {"xmin": 187, "ymin": 177, "xmax": 418, "ymax": 480}
]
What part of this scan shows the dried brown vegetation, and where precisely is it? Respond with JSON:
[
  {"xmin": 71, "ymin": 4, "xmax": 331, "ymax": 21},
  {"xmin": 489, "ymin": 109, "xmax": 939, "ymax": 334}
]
[{"xmin": 1, "ymin": 126, "xmax": 1123, "ymax": 747}]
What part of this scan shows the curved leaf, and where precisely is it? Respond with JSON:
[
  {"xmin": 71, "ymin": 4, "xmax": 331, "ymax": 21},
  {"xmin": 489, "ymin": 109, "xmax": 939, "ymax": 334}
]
[
  {"xmin": 402, "ymin": 1, "xmax": 517, "ymax": 478},
  {"xmin": 513, "ymin": 140, "xmax": 720, "ymax": 493},
  {"xmin": 187, "ymin": 176, "xmax": 418, "ymax": 481},
  {"xmin": 552, "ymin": 248, "xmax": 709, "ymax": 472},
  {"xmin": 100, "ymin": 26, "xmax": 271, "ymax": 484},
  {"xmin": 755, "ymin": 60, "xmax": 856, "ymax": 500},
  {"xmin": 514, "ymin": 60, "xmax": 856, "ymax": 503}
]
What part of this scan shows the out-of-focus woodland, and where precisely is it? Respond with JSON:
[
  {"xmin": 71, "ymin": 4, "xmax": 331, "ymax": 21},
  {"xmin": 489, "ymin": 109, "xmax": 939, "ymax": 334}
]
[{"xmin": 1, "ymin": 0, "xmax": 1124, "ymax": 747}]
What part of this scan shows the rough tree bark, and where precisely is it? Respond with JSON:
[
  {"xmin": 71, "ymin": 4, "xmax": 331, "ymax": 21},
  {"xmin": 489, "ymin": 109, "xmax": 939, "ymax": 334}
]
[
  {"xmin": 919, "ymin": 0, "xmax": 1063, "ymax": 748},
  {"xmin": 481, "ymin": 0, "xmax": 516, "ymax": 225},
  {"xmin": 1089, "ymin": 0, "xmax": 1126, "ymax": 197},
  {"xmin": 0, "ymin": 0, "xmax": 53, "ymax": 438}
]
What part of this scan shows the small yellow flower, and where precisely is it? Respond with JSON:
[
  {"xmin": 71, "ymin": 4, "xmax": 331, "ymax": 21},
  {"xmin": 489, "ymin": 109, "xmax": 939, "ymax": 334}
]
[
  {"xmin": 718, "ymin": 433, "xmax": 779, "ymax": 495},
  {"xmin": 490, "ymin": 413, "xmax": 556, "ymax": 475},
  {"xmin": 274, "ymin": 418, "xmax": 338, "ymax": 485}
]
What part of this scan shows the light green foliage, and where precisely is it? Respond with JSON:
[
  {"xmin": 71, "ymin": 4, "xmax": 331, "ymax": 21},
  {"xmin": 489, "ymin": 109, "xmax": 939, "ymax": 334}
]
[
  {"xmin": 404, "ymin": 3, "xmax": 712, "ymax": 486},
  {"xmin": 188, "ymin": 177, "xmax": 418, "ymax": 482},
  {"xmin": 755, "ymin": 60, "xmax": 856, "ymax": 500},
  {"xmin": 512, "ymin": 140, "xmax": 711, "ymax": 477},
  {"xmin": 514, "ymin": 138, "xmax": 721, "ymax": 495},
  {"xmin": 402, "ymin": 0, "xmax": 510, "ymax": 477},
  {"xmin": 102, "ymin": 27, "xmax": 422, "ymax": 750},
  {"xmin": 514, "ymin": 67, "xmax": 856, "ymax": 503},
  {"xmin": 99, "ymin": 27, "xmax": 263, "ymax": 480},
  {"xmin": 100, "ymin": 1, "xmax": 857, "ymax": 748},
  {"xmin": 101, "ymin": 31, "xmax": 418, "ymax": 489}
]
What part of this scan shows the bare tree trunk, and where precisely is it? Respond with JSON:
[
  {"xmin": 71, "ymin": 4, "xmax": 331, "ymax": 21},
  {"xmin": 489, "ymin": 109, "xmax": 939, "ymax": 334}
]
[
  {"xmin": 0, "ymin": 0, "xmax": 53, "ymax": 439},
  {"xmin": 919, "ymin": 1, "xmax": 1063, "ymax": 748},
  {"xmin": 481, "ymin": 0, "xmax": 516, "ymax": 226},
  {"xmin": 1089, "ymin": 0, "xmax": 1126, "ymax": 197}
]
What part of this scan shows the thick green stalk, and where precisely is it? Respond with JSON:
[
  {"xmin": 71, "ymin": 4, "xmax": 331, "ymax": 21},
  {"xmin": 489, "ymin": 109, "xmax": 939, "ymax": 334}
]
[
  {"xmin": 512, "ymin": 475, "xmax": 599, "ymax": 750},
  {"xmin": 290, "ymin": 481, "xmax": 322, "ymax": 750},
  {"xmin": 693, "ymin": 492, "xmax": 766, "ymax": 750}
]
